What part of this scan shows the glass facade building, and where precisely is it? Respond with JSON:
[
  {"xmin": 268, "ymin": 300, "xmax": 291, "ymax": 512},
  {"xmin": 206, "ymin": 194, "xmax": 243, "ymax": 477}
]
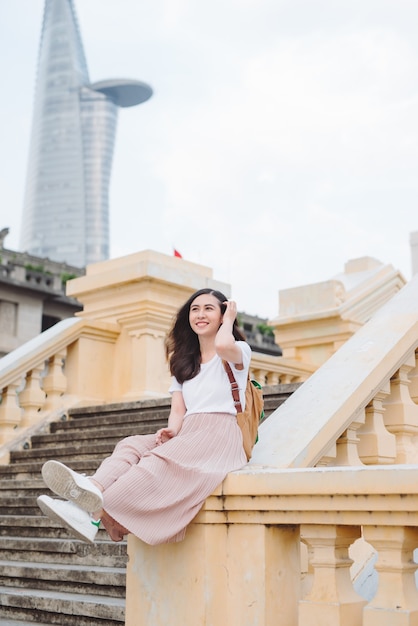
[{"xmin": 20, "ymin": 0, "xmax": 152, "ymax": 267}]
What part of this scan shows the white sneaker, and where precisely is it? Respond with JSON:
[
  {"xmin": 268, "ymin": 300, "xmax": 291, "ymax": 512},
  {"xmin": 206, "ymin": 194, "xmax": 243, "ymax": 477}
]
[
  {"xmin": 41, "ymin": 460, "xmax": 103, "ymax": 513},
  {"xmin": 37, "ymin": 495, "xmax": 100, "ymax": 544}
]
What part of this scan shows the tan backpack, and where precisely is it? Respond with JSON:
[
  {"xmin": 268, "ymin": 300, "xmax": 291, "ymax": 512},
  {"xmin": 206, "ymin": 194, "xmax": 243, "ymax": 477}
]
[{"xmin": 223, "ymin": 361, "xmax": 264, "ymax": 461}]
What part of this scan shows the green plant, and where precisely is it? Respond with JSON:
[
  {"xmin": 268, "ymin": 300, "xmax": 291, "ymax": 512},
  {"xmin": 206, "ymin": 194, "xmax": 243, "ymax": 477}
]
[
  {"xmin": 24, "ymin": 263, "xmax": 45, "ymax": 272},
  {"xmin": 256, "ymin": 323, "xmax": 274, "ymax": 338},
  {"xmin": 61, "ymin": 272, "xmax": 77, "ymax": 284}
]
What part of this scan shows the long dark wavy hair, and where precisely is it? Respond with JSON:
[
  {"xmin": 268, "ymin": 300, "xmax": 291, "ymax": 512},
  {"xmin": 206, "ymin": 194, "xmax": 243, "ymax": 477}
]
[{"xmin": 165, "ymin": 288, "xmax": 245, "ymax": 383}]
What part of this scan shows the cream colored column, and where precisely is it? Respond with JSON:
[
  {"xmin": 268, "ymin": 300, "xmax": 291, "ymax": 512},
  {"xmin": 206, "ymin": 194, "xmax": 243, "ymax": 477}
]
[
  {"xmin": 115, "ymin": 312, "xmax": 172, "ymax": 399},
  {"xmin": 64, "ymin": 324, "xmax": 119, "ymax": 402},
  {"xmin": 67, "ymin": 250, "xmax": 230, "ymax": 401},
  {"xmin": 299, "ymin": 524, "xmax": 365, "ymax": 626},
  {"xmin": 383, "ymin": 355, "xmax": 418, "ymax": 463},
  {"xmin": 0, "ymin": 382, "xmax": 23, "ymax": 443},
  {"xmin": 332, "ymin": 412, "xmax": 365, "ymax": 466},
  {"xmin": 126, "ymin": 520, "xmax": 300, "ymax": 626},
  {"xmin": 408, "ymin": 349, "xmax": 418, "ymax": 404},
  {"xmin": 42, "ymin": 349, "xmax": 67, "ymax": 411},
  {"xmin": 362, "ymin": 525, "xmax": 418, "ymax": 626},
  {"xmin": 19, "ymin": 366, "xmax": 46, "ymax": 427},
  {"xmin": 357, "ymin": 383, "xmax": 396, "ymax": 464}
]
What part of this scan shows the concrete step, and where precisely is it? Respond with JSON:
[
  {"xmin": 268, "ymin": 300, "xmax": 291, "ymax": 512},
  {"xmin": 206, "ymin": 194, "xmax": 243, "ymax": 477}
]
[
  {"xmin": 0, "ymin": 478, "xmax": 43, "ymax": 492},
  {"xmin": 0, "ymin": 386, "xmax": 297, "ymax": 624},
  {"xmin": 0, "ymin": 537, "xmax": 128, "ymax": 568},
  {"xmin": 0, "ymin": 515, "xmax": 111, "ymax": 541},
  {"xmin": 0, "ymin": 586, "xmax": 125, "ymax": 625},
  {"xmin": 261, "ymin": 383, "xmax": 301, "ymax": 416},
  {"xmin": 0, "ymin": 481, "xmax": 73, "ymax": 516},
  {"xmin": 30, "ymin": 421, "xmax": 166, "ymax": 448},
  {"xmin": 0, "ymin": 616, "xmax": 53, "ymax": 626},
  {"xmin": 0, "ymin": 458, "xmax": 105, "ymax": 479},
  {"xmin": 10, "ymin": 442, "xmax": 118, "ymax": 463},
  {"xmin": 0, "ymin": 499, "xmax": 48, "ymax": 516},
  {"xmin": 0, "ymin": 560, "xmax": 125, "ymax": 598},
  {"xmin": 51, "ymin": 405, "xmax": 171, "ymax": 434},
  {"xmin": 66, "ymin": 397, "xmax": 171, "ymax": 421}
]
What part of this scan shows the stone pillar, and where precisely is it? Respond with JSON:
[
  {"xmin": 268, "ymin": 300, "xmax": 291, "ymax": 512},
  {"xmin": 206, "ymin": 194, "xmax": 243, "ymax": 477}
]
[
  {"xmin": 270, "ymin": 258, "xmax": 405, "ymax": 368},
  {"xmin": 19, "ymin": 366, "xmax": 46, "ymax": 427},
  {"xmin": 64, "ymin": 322, "xmax": 119, "ymax": 402},
  {"xmin": 299, "ymin": 524, "xmax": 366, "ymax": 626},
  {"xmin": 383, "ymin": 355, "xmax": 418, "ymax": 464},
  {"xmin": 357, "ymin": 383, "xmax": 396, "ymax": 464},
  {"xmin": 362, "ymin": 525, "xmax": 418, "ymax": 626},
  {"xmin": 0, "ymin": 382, "xmax": 22, "ymax": 443},
  {"xmin": 67, "ymin": 250, "xmax": 230, "ymax": 400},
  {"xmin": 126, "ymin": 520, "xmax": 300, "ymax": 626}
]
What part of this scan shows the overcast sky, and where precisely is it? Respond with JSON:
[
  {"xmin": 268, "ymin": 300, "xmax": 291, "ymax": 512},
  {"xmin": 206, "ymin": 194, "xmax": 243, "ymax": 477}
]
[{"xmin": 1, "ymin": 0, "xmax": 418, "ymax": 318}]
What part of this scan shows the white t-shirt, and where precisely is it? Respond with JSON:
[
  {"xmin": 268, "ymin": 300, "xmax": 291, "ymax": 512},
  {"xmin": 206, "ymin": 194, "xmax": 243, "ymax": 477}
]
[{"xmin": 169, "ymin": 341, "xmax": 251, "ymax": 417}]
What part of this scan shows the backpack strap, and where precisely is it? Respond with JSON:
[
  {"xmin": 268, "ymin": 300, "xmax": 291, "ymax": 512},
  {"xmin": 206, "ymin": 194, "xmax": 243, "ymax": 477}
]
[{"xmin": 222, "ymin": 360, "xmax": 243, "ymax": 413}]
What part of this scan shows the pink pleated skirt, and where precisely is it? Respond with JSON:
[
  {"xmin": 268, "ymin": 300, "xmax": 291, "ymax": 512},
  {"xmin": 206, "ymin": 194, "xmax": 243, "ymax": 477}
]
[{"xmin": 91, "ymin": 412, "xmax": 247, "ymax": 545}]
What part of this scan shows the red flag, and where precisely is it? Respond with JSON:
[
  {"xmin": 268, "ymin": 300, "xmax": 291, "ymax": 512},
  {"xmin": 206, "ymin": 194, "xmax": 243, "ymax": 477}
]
[{"xmin": 173, "ymin": 248, "xmax": 182, "ymax": 258}]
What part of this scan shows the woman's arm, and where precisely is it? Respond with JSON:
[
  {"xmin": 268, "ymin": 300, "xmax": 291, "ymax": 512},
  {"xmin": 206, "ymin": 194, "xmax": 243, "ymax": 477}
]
[
  {"xmin": 215, "ymin": 300, "xmax": 243, "ymax": 367},
  {"xmin": 155, "ymin": 390, "xmax": 187, "ymax": 445}
]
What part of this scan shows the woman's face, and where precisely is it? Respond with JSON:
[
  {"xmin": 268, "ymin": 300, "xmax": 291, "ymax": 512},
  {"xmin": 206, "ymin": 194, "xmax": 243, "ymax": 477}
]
[{"xmin": 189, "ymin": 293, "xmax": 223, "ymax": 337}]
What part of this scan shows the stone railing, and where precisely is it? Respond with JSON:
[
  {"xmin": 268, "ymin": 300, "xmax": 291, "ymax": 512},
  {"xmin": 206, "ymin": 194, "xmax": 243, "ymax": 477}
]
[
  {"xmin": 126, "ymin": 275, "xmax": 418, "ymax": 626},
  {"xmin": 0, "ymin": 315, "xmax": 306, "ymax": 461},
  {"xmin": 0, "ymin": 317, "xmax": 120, "ymax": 458},
  {"xmin": 180, "ymin": 465, "xmax": 418, "ymax": 626},
  {"xmin": 3, "ymin": 246, "xmax": 417, "ymax": 624},
  {"xmin": 250, "ymin": 351, "xmax": 316, "ymax": 385}
]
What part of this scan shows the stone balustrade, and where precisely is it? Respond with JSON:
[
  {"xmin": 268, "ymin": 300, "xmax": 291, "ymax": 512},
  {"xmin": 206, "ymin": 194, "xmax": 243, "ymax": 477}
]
[
  {"xmin": 250, "ymin": 351, "xmax": 316, "ymax": 385},
  {"xmin": 0, "ymin": 317, "xmax": 311, "ymax": 457},
  {"xmin": 126, "ymin": 272, "xmax": 418, "ymax": 625},
  {"xmin": 2, "ymin": 249, "xmax": 418, "ymax": 624},
  {"xmin": 0, "ymin": 251, "xmax": 320, "ymax": 457},
  {"xmin": 127, "ymin": 464, "xmax": 418, "ymax": 626},
  {"xmin": 0, "ymin": 317, "xmax": 120, "ymax": 456}
]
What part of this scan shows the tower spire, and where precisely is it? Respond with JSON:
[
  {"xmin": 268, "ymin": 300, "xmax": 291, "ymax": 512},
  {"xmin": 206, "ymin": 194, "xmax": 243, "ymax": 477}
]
[{"xmin": 20, "ymin": 0, "xmax": 152, "ymax": 267}]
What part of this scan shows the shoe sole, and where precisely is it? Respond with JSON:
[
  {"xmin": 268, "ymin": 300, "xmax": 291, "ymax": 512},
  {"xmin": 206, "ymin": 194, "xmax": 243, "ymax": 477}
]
[
  {"xmin": 42, "ymin": 460, "xmax": 103, "ymax": 513},
  {"xmin": 37, "ymin": 496, "xmax": 96, "ymax": 544}
]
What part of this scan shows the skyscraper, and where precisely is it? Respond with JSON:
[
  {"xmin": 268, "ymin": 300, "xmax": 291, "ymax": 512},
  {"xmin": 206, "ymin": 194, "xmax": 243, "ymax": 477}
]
[{"xmin": 20, "ymin": 0, "xmax": 152, "ymax": 267}]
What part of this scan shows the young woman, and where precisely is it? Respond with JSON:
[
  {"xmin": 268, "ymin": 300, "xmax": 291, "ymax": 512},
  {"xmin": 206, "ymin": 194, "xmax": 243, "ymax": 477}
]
[{"xmin": 37, "ymin": 288, "xmax": 251, "ymax": 545}]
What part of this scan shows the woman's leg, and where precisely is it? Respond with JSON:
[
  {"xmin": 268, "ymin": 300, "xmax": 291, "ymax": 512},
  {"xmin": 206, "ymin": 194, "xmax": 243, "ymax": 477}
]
[
  {"xmin": 40, "ymin": 434, "xmax": 157, "ymax": 514},
  {"xmin": 91, "ymin": 433, "xmax": 157, "ymax": 491},
  {"xmin": 90, "ymin": 434, "xmax": 158, "ymax": 541},
  {"xmin": 100, "ymin": 510, "xmax": 129, "ymax": 542},
  {"xmin": 39, "ymin": 433, "xmax": 159, "ymax": 543}
]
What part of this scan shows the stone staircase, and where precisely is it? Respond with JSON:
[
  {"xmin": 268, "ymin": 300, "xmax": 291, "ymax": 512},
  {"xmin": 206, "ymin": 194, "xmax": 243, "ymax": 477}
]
[{"xmin": 0, "ymin": 384, "xmax": 298, "ymax": 625}]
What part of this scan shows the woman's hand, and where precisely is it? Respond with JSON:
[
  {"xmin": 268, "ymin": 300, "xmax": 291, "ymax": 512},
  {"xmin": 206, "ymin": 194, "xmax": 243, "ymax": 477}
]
[
  {"xmin": 159, "ymin": 391, "xmax": 185, "ymax": 445},
  {"xmin": 222, "ymin": 300, "xmax": 237, "ymax": 325},
  {"xmin": 155, "ymin": 427, "xmax": 178, "ymax": 445},
  {"xmin": 215, "ymin": 300, "xmax": 243, "ymax": 366}
]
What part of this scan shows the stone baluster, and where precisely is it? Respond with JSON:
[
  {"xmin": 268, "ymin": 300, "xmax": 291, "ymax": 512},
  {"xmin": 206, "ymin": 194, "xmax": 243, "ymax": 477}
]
[
  {"xmin": 357, "ymin": 383, "xmax": 396, "ymax": 464},
  {"xmin": 0, "ymin": 381, "xmax": 23, "ymax": 443},
  {"xmin": 316, "ymin": 442, "xmax": 337, "ymax": 466},
  {"xmin": 250, "ymin": 368, "xmax": 264, "ymax": 384},
  {"xmin": 42, "ymin": 349, "xmax": 67, "ymax": 411},
  {"xmin": 19, "ymin": 366, "xmax": 47, "ymax": 427},
  {"xmin": 362, "ymin": 525, "xmax": 418, "ymax": 625},
  {"xmin": 299, "ymin": 524, "xmax": 365, "ymax": 626},
  {"xmin": 266, "ymin": 370, "xmax": 280, "ymax": 385},
  {"xmin": 259, "ymin": 368, "xmax": 268, "ymax": 385},
  {"xmin": 331, "ymin": 412, "xmax": 365, "ymax": 466},
  {"xmin": 408, "ymin": 349, "xmax": 418, "ymax": 404},
  {"xmin": 383, "ymin": 354, "xmax": 418, "ymax": 463},
  {"xmin": 280, "ymin": 373, "xmax": 295, "ymax": 384}
]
